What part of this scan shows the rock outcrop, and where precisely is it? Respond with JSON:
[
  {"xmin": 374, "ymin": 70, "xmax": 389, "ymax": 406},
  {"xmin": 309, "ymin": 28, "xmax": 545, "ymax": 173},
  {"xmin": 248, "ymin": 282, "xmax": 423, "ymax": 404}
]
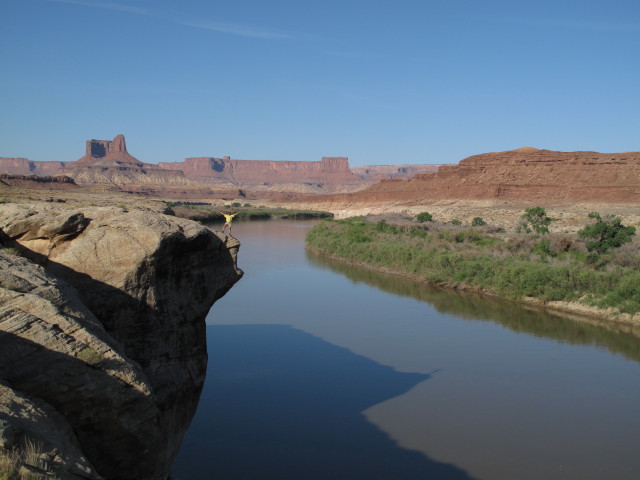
[
  {"xmin": 75, "ymin": 135, "xmax": 139, "ymax": 164},
  {"xmin": 320, "ymin": 147, "xmax": 640, "ymax": 205},
  {"xmin": 351, "ymin": 164, "xmax": 440, "ymax": 182},
  {"xmin": 1, "ymin": 135, "xmax": 442, "ymax": 196},
  {"xmin": 58, "ymin": 135, "xmax": 196, "ymax": 187},
  {"xmin": 0, "ymin": 174, "xmax": 77, "ymax": 191},
  {"xmin": 157, "ymin": 156, "xmax": 366, "ymax": 193},
  {"xmin": 0, "ymin": 135, "xmax": 196, "ymax": 187},
  {"xmin": 0, "ymin": 158, "xmax": 67, "ymax": 177},
  {"xmin": 0, "ymin": 203, "xmax": 243, "ymax": 479}
]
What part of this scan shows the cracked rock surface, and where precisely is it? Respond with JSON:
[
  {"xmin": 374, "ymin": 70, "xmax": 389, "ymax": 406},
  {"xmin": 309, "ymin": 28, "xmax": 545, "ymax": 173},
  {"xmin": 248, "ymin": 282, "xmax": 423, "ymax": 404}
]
[{"xmin": 0, "ymin": 203, "xmax": 242, "ymax": 479}]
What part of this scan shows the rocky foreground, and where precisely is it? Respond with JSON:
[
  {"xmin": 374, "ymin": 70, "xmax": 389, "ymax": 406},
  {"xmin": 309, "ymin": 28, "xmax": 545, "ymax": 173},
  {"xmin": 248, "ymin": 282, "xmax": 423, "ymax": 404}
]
[{"xmin": 0, "ymin": 200, "xmax": 242, "ymax": 479}]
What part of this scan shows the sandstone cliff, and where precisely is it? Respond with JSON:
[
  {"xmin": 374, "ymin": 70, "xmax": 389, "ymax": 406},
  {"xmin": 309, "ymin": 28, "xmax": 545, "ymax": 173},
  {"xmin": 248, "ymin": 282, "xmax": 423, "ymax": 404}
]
[
  {"xmin": 319, "ymin": 147, "xmax": 640, "ymax": 205},
  {"xmin": 351, "ymin": 164, "xmax": 440, "ymax": 182},
  {"xmin": 0, "ymin": 135, "xmax": 198, "ymax": 188},
  {"xmin": 0, "ymin": 202, "xmax": 243, "ymax": 479},
  {"xmin": 75, "ymin": 135, "xmax": 138, "ymax": 164},
  {"xmin": 1, "ymin": 135, "xmax": 442, "ymax": 197},
  {"xmin": 59, "ymin": 135, "xmax": 197, "ymax": 187},
  {"xmin": 0, "ymin": 158, "xmax": 67, "ymax": 177},
  {"xmin": 157, "ymin": 156, "xmax": 365, "ymax": 193}
]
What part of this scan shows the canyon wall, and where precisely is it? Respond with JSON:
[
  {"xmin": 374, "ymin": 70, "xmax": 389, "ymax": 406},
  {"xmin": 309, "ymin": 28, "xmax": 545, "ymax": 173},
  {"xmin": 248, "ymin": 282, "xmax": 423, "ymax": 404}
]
[
  {"xmin": 351, "ymin": 164, "xmax": 440, "ymax": 182},
  {"xmin": 320, "ymin": 147, "xmax": 640, "ymax": 205},
  {"xmin": 157, "ymin": 156, "xmax": 361, "ymax": 192},
  {"xmin": 1, "ymin": 135, "xmax": 441, "ymax": 195},
  {"xmin": 0, "ymin": 202, "xmax": 243, "ymax": 479},
  {"xmin": 0, "ymin": 158, "xmax": 68, "ymax": 176}
]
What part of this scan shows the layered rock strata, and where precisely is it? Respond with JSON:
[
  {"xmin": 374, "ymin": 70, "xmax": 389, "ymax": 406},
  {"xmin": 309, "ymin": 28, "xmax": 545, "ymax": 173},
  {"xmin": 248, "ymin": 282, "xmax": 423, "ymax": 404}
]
[
  {"xmin": 157, "ymin": 156, "xmax": 365, "ymax": 193},
  {"xmin": 0, "ymin": 135, "xmax": 441, "ymax": 195},
  {"xmin": 351, "ymin": 164, "xmax": 440, "ymax": 181},
  {"xmin": 320, "ymin": 147, "xmax": 640, "ymax": 205},
  {"xmin": 0, "ymin": 203, "xmax": 243, "ymax": 479},
  {"xmin": 0, "ymin": 158, "xmax": 66, "ymax": 176}
]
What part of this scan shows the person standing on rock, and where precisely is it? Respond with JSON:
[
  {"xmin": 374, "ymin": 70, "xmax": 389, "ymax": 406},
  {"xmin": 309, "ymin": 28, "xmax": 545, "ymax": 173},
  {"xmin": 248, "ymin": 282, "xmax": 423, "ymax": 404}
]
[{"xmin": 218, "ymin": 211, "xmax": 238, "ymax": 234}]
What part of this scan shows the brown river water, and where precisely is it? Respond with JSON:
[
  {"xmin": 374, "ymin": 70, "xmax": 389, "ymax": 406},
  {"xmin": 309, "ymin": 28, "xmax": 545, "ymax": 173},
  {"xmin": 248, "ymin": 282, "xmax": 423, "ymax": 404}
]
[{"xmin": 171, "ymin": 220, "xmax": 640, "ymax": 480}]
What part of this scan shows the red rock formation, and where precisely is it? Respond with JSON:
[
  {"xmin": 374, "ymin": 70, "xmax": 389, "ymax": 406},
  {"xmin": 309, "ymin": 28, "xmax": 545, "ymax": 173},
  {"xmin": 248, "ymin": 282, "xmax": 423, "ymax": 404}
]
[
  {"xmin": 156, "ymin": 155, "xmax": 364, "ymax": 193},
  {"xmin": 0, "ymin": 158, "xmax": 34, "ymax": 175},
  {"xmin": 0, "ymin": 158, "xmax": 66, "ymax": 176},
  {"xmin": 160, "ymin": 156, "xmax": 350, "ymax": 179},
  {"xmin": 76, "ymin": 134, "xmax": 140, "ymax": 165},
  {"xmin": 1, "ymin": 135, "xmax": 446, "ymax": 195},
  {"xmin": 324, "ymin": 147, "xmax": 640, "ymax": 205},
  {"xmin": 351, "ymin": 164, "xmax": 441, "ymax": 182}
]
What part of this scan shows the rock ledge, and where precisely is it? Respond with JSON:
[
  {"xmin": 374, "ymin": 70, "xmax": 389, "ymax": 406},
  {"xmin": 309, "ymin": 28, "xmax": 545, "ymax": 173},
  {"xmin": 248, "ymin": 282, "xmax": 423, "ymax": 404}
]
[{"xmin": 0, "ymin": 203, "xmax": 242, "ymax": 479}]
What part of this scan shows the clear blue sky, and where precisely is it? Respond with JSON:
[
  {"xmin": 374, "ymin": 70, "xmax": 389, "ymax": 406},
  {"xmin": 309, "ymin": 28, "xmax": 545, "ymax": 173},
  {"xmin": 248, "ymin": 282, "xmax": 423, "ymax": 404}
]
[{"xmin": 1, "ymin": 0, "xmax": 639, "ymax": 166}]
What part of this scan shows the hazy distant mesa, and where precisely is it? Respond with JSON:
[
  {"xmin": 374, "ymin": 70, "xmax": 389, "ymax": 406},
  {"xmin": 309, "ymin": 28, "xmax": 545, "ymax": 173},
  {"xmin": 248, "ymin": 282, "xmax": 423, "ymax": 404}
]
[
  {"xmin": 0, "ymin": 134, "xmax": 440, "ymax": 195},
  {"xmin": 3, "ymin": 135, "xmax": 639, "ymax": 207}
]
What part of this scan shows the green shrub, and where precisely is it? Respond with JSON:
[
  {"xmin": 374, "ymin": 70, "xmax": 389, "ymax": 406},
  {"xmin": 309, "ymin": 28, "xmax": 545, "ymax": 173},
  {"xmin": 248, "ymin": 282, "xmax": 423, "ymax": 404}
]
[
  {"xmin": 374, "ymin": 220, "xmax": 398, "ymax": 234},
  {"xmin": 410, "ymin": 229, "xmax": 428, "ymax": 239},
  {"xmin": 305, "ymin": 216, "xmax": 640, "ymax": 315},
  {"xmin": 454, "ymin": 229, "xmax": 481, "ymax": 243},
  {"xmin": 532, "ymin": 239, "xmax": 552, "ymax": 257},
  {"xmin": 471, "ymin": 217, "xmax": 486, "ymax": 227},
  {"xmin": 578, "ymin": 212, "xmax": 636, "ymax": 254},
  {"xmin": 416, "ymin": 212, "xmax": 433, "ymax": 223},
  {"xmin": 521, "ymin": 206, "xmax": 555, "ymax": 235},
  {"xmin": 600, "ymin": 271, "xmax": 640, "ymax": 313},
  {"xmin": 450, "ymin": 219, "xmax": 462, "ymax": 225},
  {"xmin": 77, "ymin": 347, "xmax": 102, "ymax": 366}
]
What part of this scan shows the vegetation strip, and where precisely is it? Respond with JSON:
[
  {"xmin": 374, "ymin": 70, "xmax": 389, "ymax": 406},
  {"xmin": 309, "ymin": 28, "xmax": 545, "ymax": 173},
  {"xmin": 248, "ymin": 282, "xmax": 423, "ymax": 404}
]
[
  {"xmin": 305, "ymin": 213, "xmax": 640, "ymax": 323},
  {"xmin": 167, "ymin": 202, "xmax": 333, "ymax": 222}
]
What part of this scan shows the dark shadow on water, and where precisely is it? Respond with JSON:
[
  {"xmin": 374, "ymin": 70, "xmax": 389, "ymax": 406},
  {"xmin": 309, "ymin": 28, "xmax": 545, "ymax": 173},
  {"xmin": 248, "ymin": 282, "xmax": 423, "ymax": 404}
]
[{"xmin": 171, "ymin": 324, "xmax": 477, "ymax": 480}]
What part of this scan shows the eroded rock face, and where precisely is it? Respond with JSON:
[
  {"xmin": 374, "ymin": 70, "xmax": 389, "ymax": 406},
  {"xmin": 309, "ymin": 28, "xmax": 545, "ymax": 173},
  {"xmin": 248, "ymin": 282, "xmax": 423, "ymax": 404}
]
[
  {"xmin": 0, "ymin": 204, "xmax": 243, "ymax": 479},
  {"xmin": 351, "ymin": 164, "xmax": 440, "ymax": 182},
  {"xmin": 77, "ymin": 134, "xmax": 138, "ymax": 164},
  {"xmin": 0, "ymin": 135, "xmax": 441, "ymax": 195},
  {"xmin": 157, "ymin": 156, "xmax": 362, "ymax": 193},
  {"xmin": 323, "ymin": 147, "xmax": 640, "ymax": 205},
  {"xmin": 0, "ymin": 158, "xmax": 67, "ymax": 176}
]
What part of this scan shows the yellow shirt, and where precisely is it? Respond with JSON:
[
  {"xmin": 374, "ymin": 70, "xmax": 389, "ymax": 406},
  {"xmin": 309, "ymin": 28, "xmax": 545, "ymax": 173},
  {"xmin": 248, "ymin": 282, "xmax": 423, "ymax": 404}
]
[{"xmin": 223, "ymin": 214, "xmax": 237, "ymax": 223}]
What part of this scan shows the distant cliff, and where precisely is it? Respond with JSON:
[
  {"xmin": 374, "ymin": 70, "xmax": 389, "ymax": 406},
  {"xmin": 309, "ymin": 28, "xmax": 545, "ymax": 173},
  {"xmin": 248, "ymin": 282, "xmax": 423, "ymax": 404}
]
[
  {"xmin": 157, "ymin": 155, "xmax": 366, "ymax": 193},
  {"xmin": 0, "ymin": 135, "xmax": 198, "ymax": 188},
  {"xmin": 0, "ymin": 202, "xmax": 243, "ymax": 479},
  {"xmin": 320, "ymin": 147, "xmax": 640, "ymax": 205},
  {"xmin": 0, "ymin": 158, "xmax": 67, "ymax": 176},
  {"xmin": 0, "ymin": 135, "xmax": 440, "ymax": 195},
  {"xmin": 351, "ymin": 164, "xmax": 440, "ymax": 181}
]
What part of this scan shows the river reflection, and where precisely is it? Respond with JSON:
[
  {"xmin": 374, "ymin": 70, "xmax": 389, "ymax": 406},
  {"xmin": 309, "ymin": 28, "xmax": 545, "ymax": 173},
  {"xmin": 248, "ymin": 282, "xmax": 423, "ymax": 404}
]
[
  {"xmin": 306, "ymin": 251, "xmax": 640, "ymax": 364},
  {"xmin": 172, "ymin": 220, "xmax": 640, "ymax": 480}
]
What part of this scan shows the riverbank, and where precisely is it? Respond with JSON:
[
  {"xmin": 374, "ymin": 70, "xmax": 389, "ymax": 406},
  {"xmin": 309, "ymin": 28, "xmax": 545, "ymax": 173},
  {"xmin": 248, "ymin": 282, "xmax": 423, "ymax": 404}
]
[
  {"xmin": 305, "ymin": 216, "xmax": 640, "ymax": 328},
  {"xmin": 168, "ymin": 202, "xmax": 333, "ymax": 222}
]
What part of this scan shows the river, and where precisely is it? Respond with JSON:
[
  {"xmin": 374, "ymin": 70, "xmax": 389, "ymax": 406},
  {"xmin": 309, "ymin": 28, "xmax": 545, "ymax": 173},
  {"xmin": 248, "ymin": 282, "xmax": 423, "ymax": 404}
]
[{"xmin": 171, "ymin": 220, "xmax": 640, "ymax": 480}]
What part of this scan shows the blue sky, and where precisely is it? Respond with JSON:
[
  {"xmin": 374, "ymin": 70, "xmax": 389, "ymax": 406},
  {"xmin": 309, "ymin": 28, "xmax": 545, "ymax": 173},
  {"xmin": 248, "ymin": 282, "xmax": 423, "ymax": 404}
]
[{"xmin": 1, "ymin": 0, "xmax": 639, "ymax": 166}]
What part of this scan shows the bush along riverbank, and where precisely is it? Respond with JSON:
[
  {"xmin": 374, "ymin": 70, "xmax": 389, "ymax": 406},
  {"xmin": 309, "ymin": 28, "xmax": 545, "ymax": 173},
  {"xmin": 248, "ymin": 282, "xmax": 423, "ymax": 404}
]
[
  {"xmin": 167, "ymin": 202, "xmax": 333, "ymax": 222},
  {"xmin": 305, "ymin": 210, "xmax": 640, "ymax": 325}
]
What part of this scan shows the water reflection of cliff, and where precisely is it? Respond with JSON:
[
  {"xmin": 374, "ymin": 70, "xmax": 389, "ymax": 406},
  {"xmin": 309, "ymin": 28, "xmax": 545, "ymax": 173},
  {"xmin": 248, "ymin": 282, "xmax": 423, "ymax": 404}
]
[{"xmin": 306, "ymin": 251, "xmax": 640, "ymax": 364}]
